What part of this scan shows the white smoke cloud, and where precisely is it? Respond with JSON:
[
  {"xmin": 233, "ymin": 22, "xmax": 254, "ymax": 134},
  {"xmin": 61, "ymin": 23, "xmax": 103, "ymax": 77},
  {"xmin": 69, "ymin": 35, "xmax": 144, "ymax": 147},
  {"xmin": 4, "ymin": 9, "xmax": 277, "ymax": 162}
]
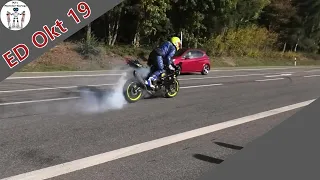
[
  {"xmin": 135, "ymin": 66, "xmax": 151, "ymax": 79},
  {"xmin": 75, "ymin": 72, "xmax": 128, "ymax": 114},
  {"xmin": 26, "ymin": 65, "xmax": 151, "ymax": 116}
]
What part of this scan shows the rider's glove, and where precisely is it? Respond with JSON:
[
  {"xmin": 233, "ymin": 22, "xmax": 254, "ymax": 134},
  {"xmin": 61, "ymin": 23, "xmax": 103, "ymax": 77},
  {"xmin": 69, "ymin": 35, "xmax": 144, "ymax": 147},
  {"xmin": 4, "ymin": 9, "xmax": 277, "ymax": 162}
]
[{"xmin": 169, "ymin": 64, "xmax": 175, "ymax": 71}]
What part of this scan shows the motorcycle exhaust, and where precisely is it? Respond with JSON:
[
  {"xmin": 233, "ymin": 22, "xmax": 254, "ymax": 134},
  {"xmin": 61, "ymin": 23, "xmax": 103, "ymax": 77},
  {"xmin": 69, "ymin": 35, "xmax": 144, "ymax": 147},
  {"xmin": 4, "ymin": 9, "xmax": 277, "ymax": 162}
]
[{"xmin": 133, "ymin": 70, "xmax": 147, "ymax": 88}]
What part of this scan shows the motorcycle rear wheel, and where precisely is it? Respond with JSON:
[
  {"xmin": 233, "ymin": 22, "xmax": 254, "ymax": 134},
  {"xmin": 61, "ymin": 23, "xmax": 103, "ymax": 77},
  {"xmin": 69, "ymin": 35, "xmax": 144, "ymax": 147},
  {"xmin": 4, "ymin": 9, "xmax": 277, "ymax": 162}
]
[{"xmin": 123, "ymin": 79, "xmax": 143, "ymax": 103}]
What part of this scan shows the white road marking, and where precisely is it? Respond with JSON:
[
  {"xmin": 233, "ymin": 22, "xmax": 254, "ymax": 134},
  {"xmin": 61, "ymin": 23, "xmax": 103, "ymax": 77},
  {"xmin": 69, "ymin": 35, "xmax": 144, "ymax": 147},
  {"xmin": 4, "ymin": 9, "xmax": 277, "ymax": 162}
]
[
  {"xmin": 0, "ymin": 97, "xmax": 79, "ymax": 106},
  {"xmin": 304, "ymin": 69, "xmax": 320, "ymax": 73},
  {"xmin": 1, "ymin": 99, "xmax": 315, "ymax": 180},
  {"xmin": 255, "ymin": 78, "xmax": 284, "ymax": 82},
  {"xmin": 6, "ymin": 74, "xmax": 122, "ymax": 80},
  {"xmin": 207, "ymin": 67, "xmax": 302, "ymax": 72},
  {"xmin": 15, "ymin": 70, "xmax": 120, "ymax": 73},
  {"xmin": 0, "ymin": 84, "xmax": 114, "ymax": 93},
  {"xmin": 7, "ymin": 71, "xmax": 294, "ymax": 81},
  {"xmin": 0, "ymin": 82, "xmax": 220, "ymax": 94},
  {"xmin": 179, "ymin": 72, "xmax": 294, "ymax": 81},
  {"xmin": 180, "ymin": 83, "xmax": 223, "ymax": 89},
  {"xmin": 7, "ymin": 67, "xmax": 306, "ymax": 80},
  {"xmin": 179, "ymin": 73, "xmax": 268, "ymax": 80},
  {"xmin": 13, "ymin": 67, "xmax": 303, "ymax": 75},
  {"xmin": 1, "ymin": 72, "xmax": 294, "ymax": 93},
  {"xmin": 264, "ymin": 74, "xmax": 292, "ymax": 78},
  {"xmin": 304, "ymin": 75, "xmax": 320, "ymax": 78},
  {"xmin": 0, "ymin": 83, "xmax": 223, "ymax": 106}
]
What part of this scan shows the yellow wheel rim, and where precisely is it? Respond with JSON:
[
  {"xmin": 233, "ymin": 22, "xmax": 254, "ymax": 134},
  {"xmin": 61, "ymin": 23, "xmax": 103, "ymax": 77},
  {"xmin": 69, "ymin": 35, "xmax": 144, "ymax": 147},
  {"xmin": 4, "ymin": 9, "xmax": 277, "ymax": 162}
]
[
  {"xmin": 166, "ymin": 80, "xmax": 179, "ymax": 97},
  {"xmin": 126, "ymin": 82, "xmax": 142, "ymax": 101}
]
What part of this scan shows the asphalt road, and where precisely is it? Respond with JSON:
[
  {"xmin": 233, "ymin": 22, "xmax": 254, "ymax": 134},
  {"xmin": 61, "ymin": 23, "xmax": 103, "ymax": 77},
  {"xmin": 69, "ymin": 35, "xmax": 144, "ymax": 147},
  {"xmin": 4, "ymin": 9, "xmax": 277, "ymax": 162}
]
[{"xmin": 0, "ymin": 66, "xmax": 320, "ymax": 180}]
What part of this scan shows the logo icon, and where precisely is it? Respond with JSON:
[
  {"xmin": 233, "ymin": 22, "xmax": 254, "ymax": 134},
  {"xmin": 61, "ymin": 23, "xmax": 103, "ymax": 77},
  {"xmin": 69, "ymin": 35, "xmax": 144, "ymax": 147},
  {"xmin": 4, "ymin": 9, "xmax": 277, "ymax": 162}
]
[{"xmin": 0, "ymin": 0, "xmax": 31, "ymax": 31}]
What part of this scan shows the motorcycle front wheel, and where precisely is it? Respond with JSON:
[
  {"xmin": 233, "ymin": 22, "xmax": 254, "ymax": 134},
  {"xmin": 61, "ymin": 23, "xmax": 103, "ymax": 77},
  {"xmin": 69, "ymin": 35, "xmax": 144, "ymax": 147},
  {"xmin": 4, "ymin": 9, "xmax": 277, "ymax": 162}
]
[{"xmin": 164, "ymin": 79, "xmax": 180, "ymax": 98}]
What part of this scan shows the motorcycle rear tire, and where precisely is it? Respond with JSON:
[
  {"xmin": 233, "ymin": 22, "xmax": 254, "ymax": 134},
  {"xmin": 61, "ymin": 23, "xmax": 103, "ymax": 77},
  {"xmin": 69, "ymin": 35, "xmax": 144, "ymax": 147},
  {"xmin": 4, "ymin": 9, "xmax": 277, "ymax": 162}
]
[{"xmin": 123, "ymin": 79, "xmax": 144, "ymax": 103}]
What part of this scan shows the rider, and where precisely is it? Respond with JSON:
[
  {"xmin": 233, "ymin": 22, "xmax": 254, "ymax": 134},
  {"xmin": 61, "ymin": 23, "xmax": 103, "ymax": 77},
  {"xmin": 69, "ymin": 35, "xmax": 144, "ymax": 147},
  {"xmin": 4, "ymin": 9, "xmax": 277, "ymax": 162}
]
[{"xmin": 145, "ymin": 36, "xmax": 182, "ymax": 89}]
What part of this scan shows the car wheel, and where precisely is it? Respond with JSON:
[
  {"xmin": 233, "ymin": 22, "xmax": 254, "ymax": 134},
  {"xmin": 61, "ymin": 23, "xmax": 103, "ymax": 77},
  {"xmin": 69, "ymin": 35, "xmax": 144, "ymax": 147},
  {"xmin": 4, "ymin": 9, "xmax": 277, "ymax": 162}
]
[
  {"xmin": 201, "ymin": 64, "xmax": 210, "ymax": 75},
  {"xmin": 176, "ymin": 65, "xmax": 181, "ymax": 76}
]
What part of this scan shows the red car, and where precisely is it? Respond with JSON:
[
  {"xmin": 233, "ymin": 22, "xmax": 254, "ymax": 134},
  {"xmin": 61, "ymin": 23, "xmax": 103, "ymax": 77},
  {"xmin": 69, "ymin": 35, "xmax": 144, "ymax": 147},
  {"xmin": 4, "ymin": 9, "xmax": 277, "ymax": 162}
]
[{"xmin": 172, "ymin": 48, "xmax": 211, "ymax": 75}]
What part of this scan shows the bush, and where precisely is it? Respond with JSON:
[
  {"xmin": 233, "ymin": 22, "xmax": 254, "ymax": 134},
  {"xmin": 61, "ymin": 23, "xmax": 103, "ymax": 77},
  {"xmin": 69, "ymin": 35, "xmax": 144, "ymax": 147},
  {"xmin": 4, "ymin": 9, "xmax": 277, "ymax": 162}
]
[
  {"xmin": 105, "ymin": 45, "xmax": 152, "ymax": 59},
  {"xmin": 205, "ymin": 25, "xmax": 278, "ymax": 57},
  {"xmin": 75, "ymin": 34, "xmax": 104, "ymax": 58}
]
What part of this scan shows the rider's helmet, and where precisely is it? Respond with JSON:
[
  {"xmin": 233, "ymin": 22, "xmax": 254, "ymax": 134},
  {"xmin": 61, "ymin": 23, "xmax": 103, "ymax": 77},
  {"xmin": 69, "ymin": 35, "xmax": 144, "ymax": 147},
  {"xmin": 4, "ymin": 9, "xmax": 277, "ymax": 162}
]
[{"xmin": 171, "ymin": 37, "xmax": 182, "ymax": 51}]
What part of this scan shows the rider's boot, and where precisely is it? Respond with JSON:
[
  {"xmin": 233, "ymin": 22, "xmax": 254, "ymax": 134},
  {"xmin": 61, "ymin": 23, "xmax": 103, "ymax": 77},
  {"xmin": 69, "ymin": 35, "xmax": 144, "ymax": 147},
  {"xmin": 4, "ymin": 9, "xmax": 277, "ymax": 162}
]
[{"xmin": 145, "ymin": 75, "xmax": 156, "ymax": 89}]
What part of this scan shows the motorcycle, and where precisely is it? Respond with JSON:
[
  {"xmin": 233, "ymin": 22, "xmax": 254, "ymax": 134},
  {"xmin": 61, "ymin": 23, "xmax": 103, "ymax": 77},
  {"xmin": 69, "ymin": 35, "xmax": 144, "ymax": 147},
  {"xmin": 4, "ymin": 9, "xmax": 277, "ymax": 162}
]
[{"xmin": 123, "ymin": 59, "xmax": 180, "ymax": 103}]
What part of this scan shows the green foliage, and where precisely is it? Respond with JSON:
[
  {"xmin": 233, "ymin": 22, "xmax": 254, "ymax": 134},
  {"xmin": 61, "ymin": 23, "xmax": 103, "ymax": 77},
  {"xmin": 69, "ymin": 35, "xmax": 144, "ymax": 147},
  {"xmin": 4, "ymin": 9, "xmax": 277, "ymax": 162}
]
[
  {"xmin": 206, "ymin": 25, "xmax": 278, "ymax": 57},
  {"xmin": 75, "ymin": 34, "xmax": 103, "ymax": 58},
  {"xmin": 105, "ymin": 45, "xmax": 151, "ymax": 57},
  {"xmin": 141, "ymin": 0, "xmax": 171, "ymax": 36},
  {"xmin": 65, "ymin": 0, "xmax": 320, "ymax": 60}
]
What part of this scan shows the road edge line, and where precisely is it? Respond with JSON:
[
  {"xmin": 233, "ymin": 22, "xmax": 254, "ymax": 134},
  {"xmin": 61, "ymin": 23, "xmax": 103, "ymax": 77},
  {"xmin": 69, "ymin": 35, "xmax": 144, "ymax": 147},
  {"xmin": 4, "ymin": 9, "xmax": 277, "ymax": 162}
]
[{"xmin": 1, "ymin": 99, "xmax": 315, "ymax": 180}]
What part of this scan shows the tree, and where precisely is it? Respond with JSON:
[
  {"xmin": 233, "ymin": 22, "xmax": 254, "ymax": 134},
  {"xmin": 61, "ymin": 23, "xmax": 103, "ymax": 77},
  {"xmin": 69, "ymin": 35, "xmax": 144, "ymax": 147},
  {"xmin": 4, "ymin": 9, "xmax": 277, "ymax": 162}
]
[
  {"xmin": 127, "ymin": 0, "xmax": 171, "ymax": 47},
  {"xmin": 170, "ymin": 0, "xmax": 215, "ymax": 47},
  {"xmin": 259, "ymin": 0, "xmax": 297, "ymax": 51},
  {"xmin": 106, "ymin": 2, "xmax": 125, "ymax": 46},
  {"xmin": 65, "ymin": 0, "xmax": 320, "ymax": 55},
  {"xmin": 86, "ymin": 23, "xmax": 91, "ymax": 42},
  {"xmin": 285, "ymin": 0, "xmax": 320, "ymax": 52},
  {"xmin": 302, "ymin": 0, "xmax": 320, "ymax": 51}
]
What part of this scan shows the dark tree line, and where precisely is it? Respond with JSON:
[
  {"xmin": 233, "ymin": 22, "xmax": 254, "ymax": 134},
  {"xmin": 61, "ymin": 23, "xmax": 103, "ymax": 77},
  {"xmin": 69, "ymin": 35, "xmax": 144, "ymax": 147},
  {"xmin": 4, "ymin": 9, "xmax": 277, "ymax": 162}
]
[{"xmin": 67, "ymin": 0, "xmax": 320, "ymax": 55}]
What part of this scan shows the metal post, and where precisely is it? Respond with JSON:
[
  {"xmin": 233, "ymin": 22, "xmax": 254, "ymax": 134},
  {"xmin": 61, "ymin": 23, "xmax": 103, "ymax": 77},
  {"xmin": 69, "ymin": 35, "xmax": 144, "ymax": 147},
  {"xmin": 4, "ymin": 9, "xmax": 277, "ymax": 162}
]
[{"xmin": 180, "ymin": 31, "xmax": 183, "ymax": 48}]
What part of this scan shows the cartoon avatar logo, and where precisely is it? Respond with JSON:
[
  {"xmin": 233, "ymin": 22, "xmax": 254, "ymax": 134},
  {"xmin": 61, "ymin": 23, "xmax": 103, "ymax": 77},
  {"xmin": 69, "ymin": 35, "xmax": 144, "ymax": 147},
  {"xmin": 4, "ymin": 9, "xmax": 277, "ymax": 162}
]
[{"xmin": 0, "ymin": 0, "xmax": 31, "ymax": 31}]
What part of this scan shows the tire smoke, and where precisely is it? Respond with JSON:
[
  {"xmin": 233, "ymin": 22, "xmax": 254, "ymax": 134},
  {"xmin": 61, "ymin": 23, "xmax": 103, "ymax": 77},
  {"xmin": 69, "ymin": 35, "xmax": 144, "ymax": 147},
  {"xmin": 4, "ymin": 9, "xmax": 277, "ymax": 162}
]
[
  {"xmin": 24, "ymin": 65, "xmax": 151, "ymax": 116},
  {"xmin": 76, "ymin": 72, "xmax": 128, "ymax": 114}
]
